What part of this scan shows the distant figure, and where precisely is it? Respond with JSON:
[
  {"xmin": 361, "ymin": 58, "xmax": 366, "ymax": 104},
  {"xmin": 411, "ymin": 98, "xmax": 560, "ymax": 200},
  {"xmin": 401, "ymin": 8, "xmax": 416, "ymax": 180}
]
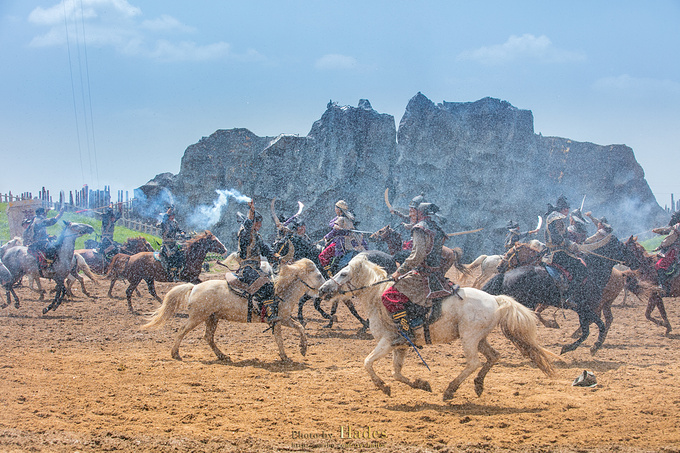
[
  {"xmin": 99, "ymin": 203, "xmax": 122, "ymax": 259},
  {"xmin": 159, "ymin": 206, "xmax": 185, "ymax": 281},
  {"xmin": 319, "ymin": 200, "xmax": 367, "ymax": 276},
  {"xmin": 504, "ymin": 220, "xmax": 539, "ymax": 250},
  {"xmin": 651, "ymin": 211, "xmax": 680, "ymax": 296},
  {"xmin": 23, "ymin": 206, "xmax": 65, "ymax": 267},
  {"xmin": 567, "ymin": 208, "xmax": 589, "ymax": 244}
]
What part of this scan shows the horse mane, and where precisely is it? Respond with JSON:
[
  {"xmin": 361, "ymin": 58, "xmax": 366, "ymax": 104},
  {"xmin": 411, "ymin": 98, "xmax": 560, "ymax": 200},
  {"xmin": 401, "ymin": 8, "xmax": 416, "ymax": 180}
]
[
  {"xmin": 185, "ymin": 230, "xmax": 214, "ymax": 248},
  {"xmin": 273, "ymin": 258, "xmax": 315, "ymax": 292},
  {"xmin": 347, "ymin": 254, "xmax": 388, "ymax": 285}
]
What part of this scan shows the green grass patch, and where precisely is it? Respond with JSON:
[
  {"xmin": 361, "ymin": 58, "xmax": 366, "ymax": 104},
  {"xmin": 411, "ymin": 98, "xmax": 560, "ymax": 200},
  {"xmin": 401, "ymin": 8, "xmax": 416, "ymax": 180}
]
[{"xmin": 1, "ymin": 202, "xmax": 161, "ymax": 250}]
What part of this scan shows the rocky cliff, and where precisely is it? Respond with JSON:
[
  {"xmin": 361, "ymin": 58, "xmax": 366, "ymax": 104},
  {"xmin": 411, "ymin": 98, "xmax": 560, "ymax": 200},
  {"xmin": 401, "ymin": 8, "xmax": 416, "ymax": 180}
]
[{"xmin": 135, "ymin": 93, "xmax": 667, "ymax": 256}]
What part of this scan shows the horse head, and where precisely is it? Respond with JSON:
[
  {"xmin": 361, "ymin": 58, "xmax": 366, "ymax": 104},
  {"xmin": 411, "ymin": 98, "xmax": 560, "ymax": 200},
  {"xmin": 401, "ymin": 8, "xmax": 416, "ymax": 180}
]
[
  {"xmin": 126, "ymin": 237, "xmax": 154, "ymax": 253},
  {"xmin": 63, "ymin": 221, "xmax": 95, "ymax": 238}
]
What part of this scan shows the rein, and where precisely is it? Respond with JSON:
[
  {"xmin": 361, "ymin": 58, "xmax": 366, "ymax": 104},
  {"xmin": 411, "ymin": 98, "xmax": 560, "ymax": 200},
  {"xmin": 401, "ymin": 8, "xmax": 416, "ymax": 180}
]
[
  {"xmin": 579, "ymin": 249, "xmax": 625, "ymax": 265},
  {"xmin": 337, "ymin": 278, "xmax": 394, "ymax": 295}
]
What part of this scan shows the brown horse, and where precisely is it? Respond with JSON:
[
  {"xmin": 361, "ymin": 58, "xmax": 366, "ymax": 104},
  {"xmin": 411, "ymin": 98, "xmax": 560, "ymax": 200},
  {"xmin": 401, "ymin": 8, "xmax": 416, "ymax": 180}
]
[
  {"xmin": 108, "ymin": 231, "xmax": 227, "ymax": 313},
  {"xmin": 622, "ymin": 236, "xmax": 674, "ymax": 334},
  {"xmin": 75, "ymin": 237, "xmax": 154, "ymax": 274}
]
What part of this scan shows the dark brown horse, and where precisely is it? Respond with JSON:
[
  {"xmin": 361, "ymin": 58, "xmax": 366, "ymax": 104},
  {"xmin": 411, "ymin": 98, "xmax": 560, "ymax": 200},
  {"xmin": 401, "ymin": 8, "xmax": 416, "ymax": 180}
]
[
  {"xmin": 107, "ymin": 231, "xmax": 227, "ymax": 313},
  {"xmin": 623, "ymin": 236, "xmax": 675, "ymax": 334}
]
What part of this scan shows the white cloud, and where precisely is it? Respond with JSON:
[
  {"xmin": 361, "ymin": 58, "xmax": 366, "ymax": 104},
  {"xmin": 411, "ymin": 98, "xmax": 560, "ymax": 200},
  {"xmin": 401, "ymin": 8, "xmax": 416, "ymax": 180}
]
[
  {"xmin": 147, "ymin": 40, "xmax": 231, "ymax": 62},
  {"xmin": 315, "ymin": 54, "xmax": 359, "ymax": 70},
  {"xmin": 141, "ymin": 14, "xmax": 194, "ymax": 33},
  {"xmin": 28, "ymin": 0, "xmax": 140, "ymax": 26},
  {"xmin": 27, "ymin": 0, "xmax": 246, "ymax": 63},
  {"xmin": 458, "ymin": 34, "xmax": 586, "ymax": 65},
  {"xmin": 593, "ymin": 74, "xmax": 680, "ymax": 95}
]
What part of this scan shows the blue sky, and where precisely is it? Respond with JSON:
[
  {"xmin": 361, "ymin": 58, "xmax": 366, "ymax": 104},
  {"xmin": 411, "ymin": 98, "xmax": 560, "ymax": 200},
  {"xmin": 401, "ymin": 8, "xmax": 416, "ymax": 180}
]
[{"xmin": 1, "ymin": 1, "xmax": 679, "ymax": 207}]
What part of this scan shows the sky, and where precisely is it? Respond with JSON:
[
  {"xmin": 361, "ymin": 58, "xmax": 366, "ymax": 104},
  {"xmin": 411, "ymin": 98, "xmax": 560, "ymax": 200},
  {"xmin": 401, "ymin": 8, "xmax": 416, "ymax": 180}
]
[{"xmin": 1, "ymin": 1, "xmax": 679, "ymax": 207}]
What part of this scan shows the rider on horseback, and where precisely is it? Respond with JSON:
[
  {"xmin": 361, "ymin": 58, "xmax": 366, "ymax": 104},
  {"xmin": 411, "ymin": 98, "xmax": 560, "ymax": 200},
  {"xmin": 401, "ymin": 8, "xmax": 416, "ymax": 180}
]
[
  {"xmin": 651, "ymin": 211, "xmax": 680, "ymax": 296},
  {"xmin": 237, "ymin": 200, "xmax": 279, "ymax": 325},
  {"xmin": 504, "ymin": 220, "xmax": 539, "ymax": 250},
  {"xmin": 159, "ymin": 206, "xmax": 186, "ymax": 282},
  {"xmin": 319, "ymin": 200, "xmax": 367, "ymax": 276},
  {"xmin": 274, "ymin": 216, "xmax": 317, "ymax": 265},
  {"xmin": 544, "ymin": 196, "xmax": 587, "ymax": 298},
  {"xmin": 23, "ymin": 206, "xmax": 65, "ymax": 269},
  {"xmin": 99, "ymin": 203, "xmax": 122, "ymax": 260},
  {"xmin": 381, "ymin": 201, "xmax": 456, "ymax": 346}
]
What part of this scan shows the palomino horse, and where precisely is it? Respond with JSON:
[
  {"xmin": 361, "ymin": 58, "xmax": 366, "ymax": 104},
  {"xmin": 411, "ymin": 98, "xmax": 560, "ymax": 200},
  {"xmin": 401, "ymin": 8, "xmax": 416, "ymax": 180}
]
[
  {"xmin": 108, "ymin": 231, "xmax": 227, "ymax": 313},
  {"xmin": 142, "ymin": 258, "xmax": 326, "ymax": 363},
  {"xmin": 318, "ymin": 254, "xmax": 556, "ymax": 400},
  {"xmin": 623, "ymin": 236, "xmax": 675, "ymax": 334},
  {"xmin": 484, "ymin": 234, "xmax": 638, "ymax": 354},
  {"xmin": 3, "ymin": 222, "xmax": 95, "ymax": 314}
]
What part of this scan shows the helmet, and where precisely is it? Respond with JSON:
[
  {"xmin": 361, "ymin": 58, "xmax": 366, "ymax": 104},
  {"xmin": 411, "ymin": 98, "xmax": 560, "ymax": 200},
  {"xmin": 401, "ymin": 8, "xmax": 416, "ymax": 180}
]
[
  {"xmin": 506, "ymin": 220, "xmax": 519, "ymax": 230},
  {"xmin": 35, "ymin": 207, "xmax": 46, "ymax": 216},
  {"xmin": 555, "ymin": 195, "xmax": 569, "ymax": 211},
  {"xmin": 166, "ymin": 205, "xmax": 175, "ymax": 216},
  {"xmin": 409, "ymin": 193, "xmax": 426, "ymax": 208},
  {"xmin": 416, "ymin": 202, "xmax": 439, "ymax": 216}
]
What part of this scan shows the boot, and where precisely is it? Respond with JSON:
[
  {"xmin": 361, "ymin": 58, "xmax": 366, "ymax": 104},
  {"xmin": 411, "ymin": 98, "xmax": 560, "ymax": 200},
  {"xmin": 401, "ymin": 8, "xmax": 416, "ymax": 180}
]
[
  {"xmin": 262, "ymin": 298, "xmax": 281, "ymax": 325},
  {"xmin": 391, "ymin": 310, "xmax": 415, "ymax": 346}
]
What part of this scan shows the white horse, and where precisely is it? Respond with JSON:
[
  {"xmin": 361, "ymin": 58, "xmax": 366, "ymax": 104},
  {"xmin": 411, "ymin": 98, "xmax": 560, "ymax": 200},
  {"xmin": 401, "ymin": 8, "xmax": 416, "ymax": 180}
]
[
  {"xmin": 318, "ymin": 254, "xmax": 557, "ymax": 400},
  {"xmin": 65, "ymin": 252, "xmax": 99, "ymax": 298},
  {"xmin": 142, "ymin": 258, "xmax": 326, "ymax": 363},
  {"xmin": 462, "ymin": 254, "xmax": 502, "ymax": 288}
]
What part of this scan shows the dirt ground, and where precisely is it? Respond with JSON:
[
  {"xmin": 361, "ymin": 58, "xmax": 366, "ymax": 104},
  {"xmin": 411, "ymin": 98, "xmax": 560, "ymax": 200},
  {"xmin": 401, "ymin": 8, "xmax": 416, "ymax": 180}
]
[{"xmin": 0, "ymin": 267, "xmax": 679, "ymax": 453}]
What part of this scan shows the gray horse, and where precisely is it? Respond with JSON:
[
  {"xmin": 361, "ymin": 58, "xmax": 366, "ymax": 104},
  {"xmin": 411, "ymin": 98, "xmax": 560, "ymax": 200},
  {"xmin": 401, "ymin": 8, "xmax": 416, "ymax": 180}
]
[
  {"xmin": 0, "ymin": 258, "xmax": 19, "ymax": 309},
  {"xmin": 3, "ymin": 221, "xmax": 94, "ymax": 313}
]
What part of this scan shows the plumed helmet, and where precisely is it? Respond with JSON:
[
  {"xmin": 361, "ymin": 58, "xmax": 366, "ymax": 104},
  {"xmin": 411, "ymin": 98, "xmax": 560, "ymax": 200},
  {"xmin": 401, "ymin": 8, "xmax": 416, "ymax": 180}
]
[
  {"xmin": 570, "ymin": 209, "xmax": 588, "ymax": 224},
  {"xmin": 506, "ymin": 220, "xmax": 519, "ymax": 230},
  {"xmin": 416, "ymin": 202, "xmax": 439, "ymax": 216},
  {"xmin": 409, "ymin": 193, "xmax": 426, "ymax": 208},
  {"xmin": 335, "ymin": 200, "xmax": 349, "ymax": 211},
  {"xmin": 555, "ymin": 195, "xmax": 569, "ymax": 211}
]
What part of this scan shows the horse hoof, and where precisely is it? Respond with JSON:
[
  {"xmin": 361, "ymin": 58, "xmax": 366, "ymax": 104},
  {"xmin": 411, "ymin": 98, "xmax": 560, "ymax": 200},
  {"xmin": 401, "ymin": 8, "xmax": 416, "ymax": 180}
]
[
  {"xmin": 171, "ymin": 353, "xmax": 182, "ymax": 361},
  {"xmin": 413, "ymin": 378, "xmax": 432, "ymax": 392},
  {"xmin": 42, "ymin": 307, "xmax": 50, "ymax": 315}
]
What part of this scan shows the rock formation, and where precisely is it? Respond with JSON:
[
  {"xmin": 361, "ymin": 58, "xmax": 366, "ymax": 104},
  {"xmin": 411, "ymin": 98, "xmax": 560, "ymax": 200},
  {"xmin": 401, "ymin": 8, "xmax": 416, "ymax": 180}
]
[{"xmin": 135, "ymin": 93, "xmax": 666, "ymax": 257}]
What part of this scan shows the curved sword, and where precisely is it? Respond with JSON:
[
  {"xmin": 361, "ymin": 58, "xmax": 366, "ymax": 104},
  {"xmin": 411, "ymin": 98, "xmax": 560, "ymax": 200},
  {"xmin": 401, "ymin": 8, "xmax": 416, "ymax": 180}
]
[
  {"xmin": 535, "ymin": 215, "xmax": 543, "ymax": 231},
  {"xmin": 384, "ymin": 188, "xmax": 393, "ymax": 212}
]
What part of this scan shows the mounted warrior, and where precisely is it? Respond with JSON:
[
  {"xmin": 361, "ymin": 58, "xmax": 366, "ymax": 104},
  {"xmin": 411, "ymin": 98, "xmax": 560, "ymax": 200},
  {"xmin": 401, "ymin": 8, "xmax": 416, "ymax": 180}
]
[
  {"xmin": 543, "ymin": 195, "xmax": 587, "ymax": 297},
  {"xmin": 318, "ymin": 200, "xmax": 367, "ymax": 276},
  {"xmin": 22, "ymin": 206, "xmax": 65, "ymax": 271},
  {"xmin": 504, "ymin": 219, "xmax": 539, "ymax": 250},
  {"xmin": 158, "ymin": 206, "xmax": 186, "ymax": 281},
  {"xmin": 99, "ymin": 203, "xmax": 123, "ymax": 260},
  {"xmin": 651, "ymin": 210, "xmax": 680, "ymax": 296},
  {"xmin": 236, "ymin": 200, "xmax": 280, "ymax": 325},
  {"xmin": 381, "ymin": 201, "xmax": 457, "ymax": 346}
]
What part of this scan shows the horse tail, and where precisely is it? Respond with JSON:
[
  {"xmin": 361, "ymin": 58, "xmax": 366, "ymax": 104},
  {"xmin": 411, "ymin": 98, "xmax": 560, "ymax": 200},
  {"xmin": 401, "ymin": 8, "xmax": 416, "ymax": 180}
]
[
  {"xmin": 142, "ymin": 283, "xmax": 194, "ymax": 329},
  {"xmin": 465, "ymin": 254, "xmax": 487, "ymax": 271},
  {"xmin": 105, "ymin": 254, "xmax": 124, "ymax": 279},
  {"xmin": 494, "ymin": 295, "xmax": 558, "ymax": 377},
  {"xmin": 76, "ymin": 253, "xmax": 98, "ymax": 285}
]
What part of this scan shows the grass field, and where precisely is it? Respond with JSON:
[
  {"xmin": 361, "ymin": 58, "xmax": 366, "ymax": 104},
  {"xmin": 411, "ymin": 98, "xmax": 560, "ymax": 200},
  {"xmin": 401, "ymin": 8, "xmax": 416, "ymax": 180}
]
[{"xmin": 0, "ymin": 202, "xmax": 161, "ymax": 250}]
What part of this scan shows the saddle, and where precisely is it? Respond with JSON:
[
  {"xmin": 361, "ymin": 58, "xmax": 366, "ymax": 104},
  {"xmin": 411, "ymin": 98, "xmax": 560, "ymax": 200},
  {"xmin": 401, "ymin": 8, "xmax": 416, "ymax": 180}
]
[
  {"xmin": 406, "ymin": 284, "xmax": 462, "ymax": 345},
  {"xmin": 28, "ymin": 246, "xmax": 54, "ymax": 273},
  {"xmin": 225, "ymin": 270, "xmax": 271, "ymax": 323},
  {"xmin": 544, "ymin": 264, "xmax": 572, "ymax": 296}
]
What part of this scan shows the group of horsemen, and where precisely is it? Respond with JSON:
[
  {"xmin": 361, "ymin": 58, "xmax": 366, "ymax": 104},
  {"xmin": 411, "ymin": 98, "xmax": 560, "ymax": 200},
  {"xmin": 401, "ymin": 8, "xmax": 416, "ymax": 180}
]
[{"xmin": 19, "ymin": 193, "xmax": 680, "ymax": 346}]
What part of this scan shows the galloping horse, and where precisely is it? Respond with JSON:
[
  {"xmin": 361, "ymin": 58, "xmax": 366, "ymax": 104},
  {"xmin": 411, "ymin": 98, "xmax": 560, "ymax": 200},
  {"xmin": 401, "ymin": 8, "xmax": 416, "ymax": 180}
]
[
  {"xmin": 484, "ymin": 234, "xmax": 638, "ymax": 354},
  {"xmin": 318, "ymin": 254, "xmax": 556, "ymax": 400},
  {"xmin": 108, "ymin": 231, "xmax": 227, "ymax": 313},
  {"xmin": 76, "ymin": 237, "xmax": 154, "ymax": 274},
  {"xmin": 623, "ymin": 236, "xmax": 675, "ymax": 334},
  {"xmin": 142, "ymin": 258, "xmax": 326, "ymax": 363},
  {"xmin": 3, "ymin": 222, "xmax": 94, "ymax": 314},
  {"xmin": 0, "ymin": 258, "xmax": 19, "ymax": 309}
]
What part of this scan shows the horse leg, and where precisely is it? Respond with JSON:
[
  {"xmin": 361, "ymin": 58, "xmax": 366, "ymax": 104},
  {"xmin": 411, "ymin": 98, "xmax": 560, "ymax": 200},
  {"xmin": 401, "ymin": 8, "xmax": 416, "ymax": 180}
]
[
  {"xmin": 535, "ymin": 304, "xmax": 560, "ymax": 329},
  {"xmin": 472, "ymin": 338, "xmax": 500, "ymax": 397},
  {"xmin": 1, "ymin": 287, "xmax": 9, "ymax": 309},
  {"xmin": 203, "ymin": 314, "xmax": 229, "ymax": 361},
  {"xmin": 10, "ymin": 287, "xmax": 20, "ymax": 309},
  {"xmin": 391, "ymin": 347, "xmax": 432, "ymax": 392},
  {"xmin": 323, "ymin": 299, "xmax": 340, "ymax": 328},
  {"xmin": 343, "ymin": 299, "xmax": 369, "ymax": 332},
  {"xmin": 271, "ymin": 322, "xmax": 290, "ymax": 362},
  {"xmin": 125, "ymin": 277, "xmax": 143, "ymax": 313},
  {"xmin": 297, "ymin": 294, "xmax": 311, "ymax": 326},
  {"xmin": 443, "ymin": 334, "xmax": 484, "ymax": 401},
  {"xmin": 364, "ymin": 337, "xmax": 395, "ymax": 396},
  {"xmin": 561, "ymin": 309, "xmax": 600, "ymax": 354},
  {"xmin": 28, "ymin": 274, "xmax": 46, "ymax": 301},
  {"xmin": 77, "ymin": 274, "xmax": 93, "ymax": 299},
  {"xmin": 145, "ymin": 279, "xmax": 162, "ymax": 303},
  {"xmin": 279, "ymin": 316, "xmax": 308, "ymax": 357},
  {"xmin": 44, "ymin": 281, "xmax": 66, "ymax": 314},
  {"xmin": 171, "ymin": 315, "xmax": 206, "ymax": 361},
  {"xmin": 646, "ymin": 295, "xmax": 672, "ymax": 334}
]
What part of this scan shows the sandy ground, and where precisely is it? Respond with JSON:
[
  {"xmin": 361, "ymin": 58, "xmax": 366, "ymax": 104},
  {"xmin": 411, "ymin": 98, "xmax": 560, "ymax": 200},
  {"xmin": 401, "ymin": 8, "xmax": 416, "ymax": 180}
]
[{"xmin": 0, "ymin": 267, "xmax": 679, "ymax": 453}]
